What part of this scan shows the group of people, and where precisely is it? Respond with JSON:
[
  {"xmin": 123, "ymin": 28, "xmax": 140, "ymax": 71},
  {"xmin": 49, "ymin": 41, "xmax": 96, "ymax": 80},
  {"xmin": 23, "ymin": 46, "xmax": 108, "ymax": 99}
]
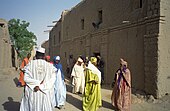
[
  {"xmin": 18, "ymin": 47, "xmax": 66, "ymax": 111},
  {"xmin": 69, "ymin": 56, "xmax": 102, "ymax": 111},
  {"xmin": 18, "ymin": 47, "xmax": 131, "ymax": 111}
]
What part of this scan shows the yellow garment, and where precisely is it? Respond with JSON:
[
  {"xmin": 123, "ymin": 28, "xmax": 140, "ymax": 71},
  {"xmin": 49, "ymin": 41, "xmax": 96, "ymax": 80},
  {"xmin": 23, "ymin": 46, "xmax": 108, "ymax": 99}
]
[
  {"xmin": 83, "ymin": 69, "xmax": 102, "ymax": 111},
  {"xmin": 90, "ymin": 57, "xmax": 97, "ymax": 64}
]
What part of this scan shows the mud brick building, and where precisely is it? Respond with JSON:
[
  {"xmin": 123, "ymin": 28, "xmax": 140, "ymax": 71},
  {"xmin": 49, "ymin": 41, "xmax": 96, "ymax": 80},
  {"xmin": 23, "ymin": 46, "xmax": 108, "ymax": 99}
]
[
  {"xmin": 49, "ymin": 0, "xmax": 170, "ymax": 98},
  {"xmin": 0, "ymin": 19, "xmax": 14, "ymax": 69}
]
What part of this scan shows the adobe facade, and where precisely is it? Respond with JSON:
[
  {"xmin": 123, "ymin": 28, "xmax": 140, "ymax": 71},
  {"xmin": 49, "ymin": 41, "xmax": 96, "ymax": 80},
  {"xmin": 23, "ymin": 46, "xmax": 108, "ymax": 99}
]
[
  {"xmin": 0, "ymin": 19, "xmax": 15, "ymax": 69},
  {"xmin": 41, "ymin": 40, "xmax": 49, "ymax": 56},
  {"xmin": 49, "ymin": 19, "xmax": 62, "ymax": 58},
  {"xmin": 49, "ymin": 0, "xmax": 170, "ymax": 98}
]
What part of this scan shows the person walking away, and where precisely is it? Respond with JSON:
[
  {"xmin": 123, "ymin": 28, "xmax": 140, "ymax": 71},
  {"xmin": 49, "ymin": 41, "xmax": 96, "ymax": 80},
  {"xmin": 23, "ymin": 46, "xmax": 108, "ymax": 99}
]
[
  {"xmin": 18, "ymin": 53, "xmax": 31, "ymax": 87},
  {"xmin": 83, "ymin": 57, "xmax": 102, "ymax": 111},
  {"xmin": 53, "ymin": 56, "xmax": 66, "ymax": 109},
  {"xmin": 20, "ymin": 47, "xmax": 57, "ymax": 111},
  {"xmin": 111, "ymin": 58, "xmax": 131, "ymax": 111},
  {"xmin": 71, "ymin": 57, "xmax": 85, "ymax": 94}
]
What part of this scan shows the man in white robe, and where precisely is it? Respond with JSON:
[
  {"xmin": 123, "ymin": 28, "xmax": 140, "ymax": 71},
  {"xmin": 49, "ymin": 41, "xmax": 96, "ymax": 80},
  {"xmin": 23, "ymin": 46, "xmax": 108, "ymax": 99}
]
[
  {"xmin": 20, "ymin": 47, "xmax": 56, "ymax": 111},
  {"xmin": 71, "ymin": 57, "xmax": 85, "ymax": 94}
]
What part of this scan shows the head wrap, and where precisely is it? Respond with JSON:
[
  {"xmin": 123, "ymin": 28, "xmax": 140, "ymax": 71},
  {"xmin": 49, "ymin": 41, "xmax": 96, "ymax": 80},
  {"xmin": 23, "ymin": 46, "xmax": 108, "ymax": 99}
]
[
  {"xmin": 45, "ymin": 56, "xmax": 50, "ymax": 60},
  {"xmin": 86, "ymin": 56, "xmax": 89, "ymax": 61},
  {"xmin": 90, "ymin": 57, "xmax": 97, "ymax": 64},
  {"xmin": 77, "ymin": 57, "xmax": 83, "ymax": 63},
  {"xmin": 36, "ymin": 47, "xmax": 45, "ymax": 53},
  {"xmin": 56, "ymin": 56, "xmax": 60, "ymax": 61},
  {"xmin": 120, "ymin": 58, "xmax": 128, "ymax": 67},
  {"xmin": 53, "ymin": 56, "xmax": 60, "ymax": 64},
  {"xmin": 97, "ymin": 55, "xmax": 101, "ymax": 60}
]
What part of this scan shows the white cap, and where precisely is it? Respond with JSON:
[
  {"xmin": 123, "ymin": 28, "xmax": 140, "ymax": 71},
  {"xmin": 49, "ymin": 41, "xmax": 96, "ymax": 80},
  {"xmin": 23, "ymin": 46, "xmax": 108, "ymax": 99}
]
[
  {"xmin": 36, "ymin": 47, "xmax": 45, "ymax": 53},
  {"xmin": 56, "ymin": 56, "xmax": 60, "ymax": 60},
  {"xmin": 78, "ymin": 57, "xmax": 83, "ymax": 62}
]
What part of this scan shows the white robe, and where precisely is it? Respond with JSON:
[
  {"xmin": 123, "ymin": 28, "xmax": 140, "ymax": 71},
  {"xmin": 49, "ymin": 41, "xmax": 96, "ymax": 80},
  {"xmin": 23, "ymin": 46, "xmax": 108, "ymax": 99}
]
[
  {"xmin": 71, "ymin": 64, "xmax": 85, "ymax": 93},
  {"xmin": 87, "ymin": 61, "xmax": 101, "ymax": 84},
  {"xmin": 54, "ymin": 69, "xmax": 66, "ymax": 107},
  {"xmin": 20, "ymin": 59, "xmax": 56, "ymax": 111}
]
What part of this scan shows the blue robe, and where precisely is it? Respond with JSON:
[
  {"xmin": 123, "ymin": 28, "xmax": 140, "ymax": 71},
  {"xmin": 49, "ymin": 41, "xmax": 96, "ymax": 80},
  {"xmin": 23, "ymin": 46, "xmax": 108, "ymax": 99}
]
[
  {"xmin": 54, "ymin": 63, "xmax": 64, "ymax": 80},
  {"xmin": 54, "ymin": 65, "xmax": 66, "ymax": 107}
]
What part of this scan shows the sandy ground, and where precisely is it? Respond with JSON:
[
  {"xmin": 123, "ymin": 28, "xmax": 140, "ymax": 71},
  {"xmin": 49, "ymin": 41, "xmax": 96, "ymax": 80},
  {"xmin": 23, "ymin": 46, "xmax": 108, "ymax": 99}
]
[{"xmin": 0, "ymin": 69, "xmax": 170, "ymax": 111}]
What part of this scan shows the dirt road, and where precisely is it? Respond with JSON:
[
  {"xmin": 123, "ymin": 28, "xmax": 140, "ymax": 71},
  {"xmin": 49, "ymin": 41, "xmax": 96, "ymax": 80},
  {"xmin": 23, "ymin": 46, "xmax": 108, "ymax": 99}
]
[{"xmin": 0, "ymin": 69, "xmax": 169, "ymax": 111}]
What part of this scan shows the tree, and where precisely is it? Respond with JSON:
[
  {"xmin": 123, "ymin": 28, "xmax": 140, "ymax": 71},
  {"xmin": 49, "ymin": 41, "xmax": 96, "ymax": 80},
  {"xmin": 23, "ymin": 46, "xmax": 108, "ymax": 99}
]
[{"xmin": 8, "ymin": 19, "xmax": 37, "ymax": 59}]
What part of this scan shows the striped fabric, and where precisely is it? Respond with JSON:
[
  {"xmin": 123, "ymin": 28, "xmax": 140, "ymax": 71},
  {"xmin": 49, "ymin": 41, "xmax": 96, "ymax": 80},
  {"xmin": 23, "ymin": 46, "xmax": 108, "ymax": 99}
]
[{"xmin": 20, "ymin": 59, "xmax": 57, "ymax": 111}]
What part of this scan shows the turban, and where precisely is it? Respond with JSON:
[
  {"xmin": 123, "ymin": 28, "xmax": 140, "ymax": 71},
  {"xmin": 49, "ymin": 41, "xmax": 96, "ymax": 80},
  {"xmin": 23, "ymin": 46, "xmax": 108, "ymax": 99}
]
[
  {"xmin": 53, "ymin": 56, "xmax": 60, "ymax": 63},
  {"xmin": 56, "ymin": 56, "xmax": 60, "ymax": 61},
  {"xmin": 90, "ymin": 57, "xmax": 97, "ymax": 64},
  {"xmin": 77, "ymin": 57, "xmax": 83, "ymax": 62},
  {"xmin": 120, "ymin": 58, "xmax": 128, "ymax": 67},
  {"xmin": 45, "ymin": 56, "xmax": 50, "ymax": 60},
  {"xmin": 36, "ymin": 47, "xmax": 45, "ymax": 53}
]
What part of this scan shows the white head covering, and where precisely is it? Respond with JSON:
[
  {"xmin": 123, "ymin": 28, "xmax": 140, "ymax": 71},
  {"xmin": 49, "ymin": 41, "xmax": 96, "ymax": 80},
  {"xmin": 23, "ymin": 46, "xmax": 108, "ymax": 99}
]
[
  {"xmin": 120, "ymin": 58, "xmax": 128, "ymax": 67},
  {"xmin": 77, "ymin": 57, "xmax": 83, "ymax": 62},
  {"xmin": 56, "ymin": 56, "xmax": 60, "ymax": 61},
  {"xmin": 36, "ymin": 47, "xmax": 45, "ymax": 53},
  {"xmin": 87, "ymin": 61, "xmax": 101, "ymax": 83}
]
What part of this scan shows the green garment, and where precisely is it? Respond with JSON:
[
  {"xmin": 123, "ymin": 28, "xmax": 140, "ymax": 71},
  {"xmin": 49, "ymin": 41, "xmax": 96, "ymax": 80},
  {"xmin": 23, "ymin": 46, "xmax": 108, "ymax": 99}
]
[{"xmin": 83, "ymin": 69, "xmax": 102, "ymax": 111}]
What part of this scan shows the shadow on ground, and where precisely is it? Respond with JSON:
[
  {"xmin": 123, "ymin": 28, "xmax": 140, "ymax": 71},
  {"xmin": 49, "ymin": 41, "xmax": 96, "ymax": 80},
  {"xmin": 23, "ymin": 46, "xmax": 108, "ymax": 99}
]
[
  {"xmin": 66, "ymin": 93, "xmax": 82, "ymax": 110},
  {"xmin": 2, "ymin": 97, "xmax": 20, "ymax": 111},
  {"xmin": 102, "ymin": 100, "xmax": 117, "ymax": 110},
  {"xmin": 13, "ymin": 77, "xmax": 19, "ymax": 87},
  {"xmin": 102, "ymin": 99, "xmax": 113, "ymax": 109},
  {"xmin": 66, "ymin": 84, "xmax": 82, "ymax": 110},
  {"xmin": 66, "ymin": 83, "xmax": 73, "ymax": 93}
]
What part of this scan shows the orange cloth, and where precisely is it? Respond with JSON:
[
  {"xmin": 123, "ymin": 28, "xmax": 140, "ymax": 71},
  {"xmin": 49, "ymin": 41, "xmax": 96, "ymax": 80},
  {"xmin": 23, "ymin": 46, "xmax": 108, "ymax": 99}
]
[
  {"xmin": 45, "ymin": 56, "xmax": 50, "ymax": 60},
  {"xmin": 19, "ymin": 58, "xmax": 29, "ymax": 86}
]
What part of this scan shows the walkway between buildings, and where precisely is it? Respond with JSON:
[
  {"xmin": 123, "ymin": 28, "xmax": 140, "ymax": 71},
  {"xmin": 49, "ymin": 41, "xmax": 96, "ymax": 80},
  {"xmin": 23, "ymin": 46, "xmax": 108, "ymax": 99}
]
[{"xmin": 0, "ymin": 69, "xmax": 169, "ymax": 111}]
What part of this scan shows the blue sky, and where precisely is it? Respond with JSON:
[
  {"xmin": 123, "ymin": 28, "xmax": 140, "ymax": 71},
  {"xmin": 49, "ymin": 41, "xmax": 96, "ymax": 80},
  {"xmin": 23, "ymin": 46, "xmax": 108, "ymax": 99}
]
[{"xmin": 0, "ymin": 0, "xmax": 81, "ymax": 45}]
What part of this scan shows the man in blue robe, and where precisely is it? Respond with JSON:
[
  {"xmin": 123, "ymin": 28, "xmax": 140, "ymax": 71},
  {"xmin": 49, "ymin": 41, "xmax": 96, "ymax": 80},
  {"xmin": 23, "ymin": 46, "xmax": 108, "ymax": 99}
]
[{"xmin": 53, "ymin": 56, "xmax": 66, "ymax": 109}]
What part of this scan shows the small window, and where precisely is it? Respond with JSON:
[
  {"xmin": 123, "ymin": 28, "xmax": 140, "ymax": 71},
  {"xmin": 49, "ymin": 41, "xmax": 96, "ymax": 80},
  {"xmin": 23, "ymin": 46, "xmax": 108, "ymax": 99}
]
[
  {"xmin": 81, "ymin": 19, "xmax": 84, "ymax": 30},
  {"xmin": 98, "ymin": 10, "xmax": 103, "ymax": 23},
  {"xmin": 132, "ymin": 0, "xmax": 143, "ymax": 10},
  {"xmin": 0, "ymin": 23, "xmax": 5, "ymax": 28},
  {"xmin": 140, "ymin": 0, "xmax": 142, "ymax": 8}
]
